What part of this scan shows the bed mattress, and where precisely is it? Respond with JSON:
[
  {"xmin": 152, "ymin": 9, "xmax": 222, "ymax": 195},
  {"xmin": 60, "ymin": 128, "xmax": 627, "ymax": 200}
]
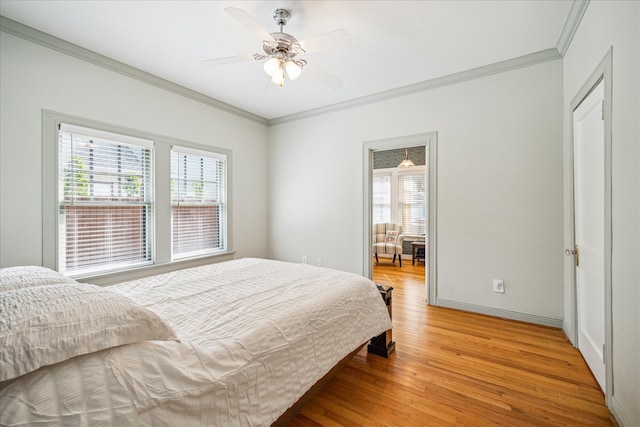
[{"xmin": 0, "ymin": 258, "xmax": 392, "ymax": 426}]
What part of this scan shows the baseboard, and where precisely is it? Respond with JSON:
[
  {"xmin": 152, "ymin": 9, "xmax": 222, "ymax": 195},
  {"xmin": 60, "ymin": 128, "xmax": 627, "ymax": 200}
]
[
  {"xmin": 435, "ymin": 298, "xmax": 563, "ymax": 328},
  {"xmin": 611, "ymin": 396, "xmax": 635, "ymax": 427}
]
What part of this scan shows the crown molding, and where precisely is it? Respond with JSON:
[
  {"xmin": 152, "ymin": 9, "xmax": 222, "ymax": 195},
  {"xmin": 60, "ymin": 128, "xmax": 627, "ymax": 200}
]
[
  {"xmin": 268, "ymin": 48, "xmax": 562, "ymax": 126},
  {"xmin": 0, "ymin": 15, "xmax": 268, "ymax": 125},
  {"xmin": 556, "ymin": 0, "xmax": 590, "ymax": 57},
  {"xmin": 2, "ymin": 15, "xmax": 565, "ymax": 128}
]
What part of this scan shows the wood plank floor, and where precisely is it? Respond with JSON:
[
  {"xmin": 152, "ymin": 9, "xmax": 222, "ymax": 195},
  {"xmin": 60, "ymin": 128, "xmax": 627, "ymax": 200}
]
[{"xmin": 287, "ymin": 261, "xmax": 613, "ymax": 426}]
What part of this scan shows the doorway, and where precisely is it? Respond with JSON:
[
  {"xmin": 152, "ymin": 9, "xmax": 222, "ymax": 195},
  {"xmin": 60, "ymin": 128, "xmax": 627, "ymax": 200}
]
[
  {"xmin": 363, "ymin": 132, "xmax": 437, "ymax": 304},
  {"xmin": 566, "ymin": 48, "xmax": 612, "ymax": 402}
]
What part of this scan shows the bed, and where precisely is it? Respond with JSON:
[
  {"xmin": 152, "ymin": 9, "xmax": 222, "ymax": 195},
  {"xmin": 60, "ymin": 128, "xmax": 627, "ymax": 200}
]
[{"xmin": 0, "ymin": 258, "xmax": 392, "ymax": 426}]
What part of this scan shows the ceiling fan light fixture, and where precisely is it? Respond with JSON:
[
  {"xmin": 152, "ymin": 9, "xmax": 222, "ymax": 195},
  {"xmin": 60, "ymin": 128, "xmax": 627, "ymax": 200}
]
[
  {"xmin": 285, "ymin": 60, "xmax": 303, "ymax": 80},
  {"xmin": 270, "ymin": 69, "xmax": 285, "ymax": 87},
  {"xmin": 263, "ymin": 57, "xmax": 281, "ymax": 77},
  {"xmin": 204, "ymin": 8, "xmax": 348, "ymax": 89}
]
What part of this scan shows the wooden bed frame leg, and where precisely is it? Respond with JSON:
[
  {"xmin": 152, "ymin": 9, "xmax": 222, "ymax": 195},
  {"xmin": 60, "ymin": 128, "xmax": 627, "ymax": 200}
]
[{"xmin": 368, "ymin": 285, "xmax": 396, "ymax": 358}]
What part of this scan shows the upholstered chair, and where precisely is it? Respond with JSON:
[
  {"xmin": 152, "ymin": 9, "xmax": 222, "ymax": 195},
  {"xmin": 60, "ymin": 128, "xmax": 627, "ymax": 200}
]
[{"xmin": 373, "ymin": 223, "xmax": 404, "ymax": 267}]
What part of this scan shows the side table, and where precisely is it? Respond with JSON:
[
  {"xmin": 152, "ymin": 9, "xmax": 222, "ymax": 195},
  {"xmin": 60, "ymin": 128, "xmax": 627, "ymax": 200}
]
[
  {"xmin": 368, "ymin": 284, "xmax": 396, "ymax": 358},
  {"xmin": 411, "ymin": 241, "xmax": 426, "ymax": 265}
]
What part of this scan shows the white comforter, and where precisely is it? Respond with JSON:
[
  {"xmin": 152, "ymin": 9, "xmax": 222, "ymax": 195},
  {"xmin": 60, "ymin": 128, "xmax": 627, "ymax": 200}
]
[{"xmin": 0, "ymin": 258, "xmax": 392, "ymax": 426}]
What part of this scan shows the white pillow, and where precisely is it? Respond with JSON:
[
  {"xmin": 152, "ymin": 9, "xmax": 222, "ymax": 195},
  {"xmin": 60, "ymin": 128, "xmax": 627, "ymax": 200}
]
[
  {"xmin": 0, "ymin": 283, "xmax": 178, "ymax": 382},
  {"xmin": 0, "ymin": 266, "xmax": 77, "ymax": 292}
]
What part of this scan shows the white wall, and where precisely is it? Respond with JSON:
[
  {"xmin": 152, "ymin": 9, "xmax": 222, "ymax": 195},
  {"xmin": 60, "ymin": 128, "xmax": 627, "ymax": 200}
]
[
  {"xmin": 5, "ymin": 9, "xmax": 635, "ymax": 422},
  {"xmin": 268, "ymin": 59, "xmax": 564, "ymax": 323},
  {"xmin": 0, "ymin": 33, "xmax": 270, "ymax": 268},
  {"xmin": 3, "ymin": 5, "xmax": 636, "ymax": 424},
  {"xmin": 562, "ymin": 1, "xmax": 640, "ymax": 425}
]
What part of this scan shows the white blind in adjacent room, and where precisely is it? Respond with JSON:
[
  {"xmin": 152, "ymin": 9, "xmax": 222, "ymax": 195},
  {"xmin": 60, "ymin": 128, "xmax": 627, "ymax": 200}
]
[
  {"xmin": 58, "ymin": 124, "xmax": 154, "ymax": 275},
  {"xmin": 372, "ymin": 173, "xmax": 391, "ymax": 224},
  {"xmin": 399, "ymin": 172, "xmax": 426, "ymax": 235},
  {"xmin": 171, "ymin": 147, "xmax": 226, "ymax": 259}
]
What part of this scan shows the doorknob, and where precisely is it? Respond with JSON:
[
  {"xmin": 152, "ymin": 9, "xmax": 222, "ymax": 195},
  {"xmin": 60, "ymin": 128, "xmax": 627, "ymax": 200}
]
[{"xmin": 565, "ymin": 245, "xmax": 579, "ymax": 267}]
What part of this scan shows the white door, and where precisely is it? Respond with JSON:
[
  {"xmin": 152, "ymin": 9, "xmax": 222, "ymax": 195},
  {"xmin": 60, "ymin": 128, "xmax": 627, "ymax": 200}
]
[{"xmin": 572, "ymin": 79, "xmax": 605, "ymax": 391}]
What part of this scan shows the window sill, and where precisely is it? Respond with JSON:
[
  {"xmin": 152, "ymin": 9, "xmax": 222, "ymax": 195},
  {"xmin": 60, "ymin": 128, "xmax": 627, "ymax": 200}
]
[{"xmin": 74, "ymin": 251, "xmax": 236, "ymax": 286}]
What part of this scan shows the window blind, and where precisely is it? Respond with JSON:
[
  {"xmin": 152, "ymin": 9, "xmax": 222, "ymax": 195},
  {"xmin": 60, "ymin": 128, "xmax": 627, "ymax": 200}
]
[
  {"xmin": 399, "ymin": 172, "xmax": 426, "ymax": 235},
  {"xmin": 171, "ymin": 147, "xmax": 226, "ymax": 259},
  {"xmin": 58, "ymin": 125, "xmax": 153, "ymax": 275},
  {"xmin": 372, "ymin": 173, "xmax": 391, "ymax": 224}
]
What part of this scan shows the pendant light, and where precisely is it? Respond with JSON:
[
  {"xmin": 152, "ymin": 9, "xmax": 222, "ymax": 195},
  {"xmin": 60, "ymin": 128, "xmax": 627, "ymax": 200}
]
[{"xmin": 398, "ymin": 149, "xmax": 415, "ymax": 167}]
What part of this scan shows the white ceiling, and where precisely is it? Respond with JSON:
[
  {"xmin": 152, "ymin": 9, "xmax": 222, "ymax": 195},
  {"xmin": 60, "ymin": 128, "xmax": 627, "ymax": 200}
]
[{"xmin": 0, "ymin": 0, "xmax": 573, "ymax": 120}]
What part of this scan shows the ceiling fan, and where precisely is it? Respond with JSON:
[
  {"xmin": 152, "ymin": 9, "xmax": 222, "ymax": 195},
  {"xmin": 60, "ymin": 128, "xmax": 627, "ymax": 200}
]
[{"xmin": 201, "ymin": 7, "xmax": 350, "ymax": 89}]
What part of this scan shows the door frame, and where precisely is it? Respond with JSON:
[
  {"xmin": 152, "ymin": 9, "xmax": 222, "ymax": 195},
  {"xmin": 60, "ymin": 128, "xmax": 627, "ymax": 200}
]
[
  {"xmin": 363, "ymin": 132, "xmax": 437, "ymax": 304},
  {"xmin": 566, "ymin": 47, "xmax": 613, "ymax": 403}
]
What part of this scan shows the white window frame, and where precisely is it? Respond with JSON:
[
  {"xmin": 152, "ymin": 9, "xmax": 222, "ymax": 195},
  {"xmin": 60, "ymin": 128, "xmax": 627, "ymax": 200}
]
[
  {"xmin": 373, "ymin": 165, "xmax": 426, "ymax": 238},
  {"xmin": 171, "ymin": 146, "xmax": 228, "ymax": 260},
  {"xmin": 372, "ymin": 172, "xmax": 392, "ymax": 224},
  {"xmin": 398, "ymin": 170, "xmax": 427, "ymax": 236},
  {"xmin": 42, "ymin": 110, "xmax": 233, "ymax": 284},
  {"xmin": 57, "ymin": 123, "xmax": 155, "ymax": 276}
]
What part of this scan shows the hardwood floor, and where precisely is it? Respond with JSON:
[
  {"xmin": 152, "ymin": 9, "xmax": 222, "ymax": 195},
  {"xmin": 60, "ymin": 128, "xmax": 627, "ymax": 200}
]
[{"xmin": 287, "ymin": 261, "xmax": 613, "ymax": 426}]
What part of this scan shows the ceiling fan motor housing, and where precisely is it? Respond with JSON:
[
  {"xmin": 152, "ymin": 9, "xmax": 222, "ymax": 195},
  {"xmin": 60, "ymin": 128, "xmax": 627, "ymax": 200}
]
[
  {"xmin": 263, "ymin": 32, "xmax": 304, "ymax": 58},
  {"xmin": 263, "ymin": 9, "xmax": 305, "ymax": 59}
]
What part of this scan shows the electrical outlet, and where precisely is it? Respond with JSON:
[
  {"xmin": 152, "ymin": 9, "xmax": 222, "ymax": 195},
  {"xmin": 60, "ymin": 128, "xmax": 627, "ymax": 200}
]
[
  {"xmin": 316, "ymin": 258, "xmax": 322, "ymax": 267},
  {"xmin": 493, "ymin": 279, "xmax": 505, "ymax": 293},
  {"xmin": 302, "ymin": 256, "xmax": 307, "ymax": 264}
]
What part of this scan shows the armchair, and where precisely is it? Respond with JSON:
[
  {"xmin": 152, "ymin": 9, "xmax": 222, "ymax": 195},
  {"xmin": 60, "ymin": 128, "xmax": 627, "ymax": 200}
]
[{"xmin": 373, "ymin": 223, "xmax": 404, "ymax": 267}]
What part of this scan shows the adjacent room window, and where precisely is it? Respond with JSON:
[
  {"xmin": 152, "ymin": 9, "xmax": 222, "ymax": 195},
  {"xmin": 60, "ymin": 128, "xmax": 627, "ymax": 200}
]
[
  {"xmin": 58, "ymin": 124, "xmax": 153, "ymax": 275},
  {"xmin": 373, "ymin": 167, "xmax": 426, "ymax": 237},
  {"xmin": 372, "ymin": 173, "xmax": 391, "ymax": 223},
  {"xmin": 399, "ymin": 172, "xmax": 426, "ymax": 235},
  {"xmin": 171, "ymin": 147, "xmax": 227, "ymax": 259}
]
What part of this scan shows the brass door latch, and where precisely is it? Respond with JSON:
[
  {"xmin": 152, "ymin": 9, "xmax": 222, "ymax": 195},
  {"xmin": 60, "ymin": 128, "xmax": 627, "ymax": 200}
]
[{"xmin": 565, "ymin": 245, "xmax": 579, "ymax": 267}]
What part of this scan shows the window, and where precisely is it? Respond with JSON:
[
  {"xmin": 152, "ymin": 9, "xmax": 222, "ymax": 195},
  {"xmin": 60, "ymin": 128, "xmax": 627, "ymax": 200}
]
[
  {"xmin": 399, "ymin": 172, "xmax": 426, "ymax": 235},
  {"xmin": 373, "ymin": 166, "xmax": 426, "ymax": 236},
  {"xmin": 171, "ymin": 147, "xmax": 227, "ymax": 259},
  {"xmin": 58, "ymin": 124, "xmax": 153, "ymax": 275},
  {"xmin": 372, "ymin": 173, "xmax": 391, "ymax": 224},
  {"xmin": 45, "ymin": 113, "xmax": 232, "ymax": 279}
]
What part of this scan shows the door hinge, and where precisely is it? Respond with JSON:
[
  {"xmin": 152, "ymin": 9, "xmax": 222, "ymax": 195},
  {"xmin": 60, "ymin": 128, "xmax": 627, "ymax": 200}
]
[
  {"xmin": 603, "ymin": 343, "xmax": 606, "ymax": 363},
  {"xmin": 601, "ymin": 100, "xmax": 605, "ymax": 120}
]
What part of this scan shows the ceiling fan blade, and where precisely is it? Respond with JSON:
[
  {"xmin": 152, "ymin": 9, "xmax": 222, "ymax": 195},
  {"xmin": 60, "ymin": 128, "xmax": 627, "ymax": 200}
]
[
  {"xmin": 297, "ymin": 29, "xmax": 351, "ymax": 54},
  {"xmin": 225, "ymin": 7, "xmax": 275, "ymax": 42},
  {"xmin": 303, "ymin": 63, "xmax": 343, "ymax": 90},
  {"xmin": 200, "ymin": 53, "xmax": 256, "ymax": 67}
]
